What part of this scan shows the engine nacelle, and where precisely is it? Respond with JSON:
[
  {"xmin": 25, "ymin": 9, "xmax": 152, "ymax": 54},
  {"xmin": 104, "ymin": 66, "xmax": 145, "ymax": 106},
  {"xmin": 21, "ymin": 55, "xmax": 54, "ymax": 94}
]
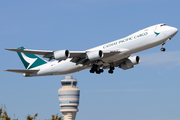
[
  {"xmin": 54, "ymin": 50, "xmax": 70, "ymax": 60},
  {"xmin": 87, "ymin": 50, "xmax": 104, "ymax": 61},
  {"xmin": 125, "ymin": 56, "xmax": 140, "ymax": 66},
  {"xmin": 120, "ymin": 63, "xmax": 135, "ymax": 70},
  {"xmin": 120, "ymin": 56, "xmax": 140, "ymax": 70}
]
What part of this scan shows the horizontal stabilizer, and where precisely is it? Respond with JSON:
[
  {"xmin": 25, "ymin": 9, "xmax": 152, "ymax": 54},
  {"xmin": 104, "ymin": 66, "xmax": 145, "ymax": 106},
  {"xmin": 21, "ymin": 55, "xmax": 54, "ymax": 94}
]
[{"xmin": 5, "ymin": 69, "xmax": 39, "ymax": 73}]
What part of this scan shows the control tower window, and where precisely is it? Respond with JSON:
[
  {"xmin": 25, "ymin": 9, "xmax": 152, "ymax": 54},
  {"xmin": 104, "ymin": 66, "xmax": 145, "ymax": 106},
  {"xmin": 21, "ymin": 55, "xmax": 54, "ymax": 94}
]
[
  {"xmin": 73, "ymin": 82, "xmax": 77, "ymax": 86},
  {"xmin": 62, "ymin": 82, "xmax": 71, "ymax": 86}
]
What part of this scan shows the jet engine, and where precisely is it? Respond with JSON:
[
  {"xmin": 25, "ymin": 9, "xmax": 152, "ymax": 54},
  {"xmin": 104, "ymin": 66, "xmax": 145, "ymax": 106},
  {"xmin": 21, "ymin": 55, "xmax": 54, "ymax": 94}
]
[
  {"xmin": 87, "ymin": 50, "xmax": 104, "ymax": 61},
  {"xmin": 54, "ymin": 50, "xmax": 70, "ymax": 60},
  {"xmin": 120, "ymin": 56, "xmax": 140, "ymax": 70}
]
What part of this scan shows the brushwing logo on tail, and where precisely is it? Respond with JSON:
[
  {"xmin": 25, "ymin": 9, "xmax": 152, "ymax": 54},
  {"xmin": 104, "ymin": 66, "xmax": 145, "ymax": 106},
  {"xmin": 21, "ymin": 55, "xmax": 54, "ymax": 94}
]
[
  {"xmin": 21, "ymin": 52, "xmax": 37, "ymax": 69},
  {"xmin": 17, "ymin": 46, "xmax": 47, "ymax": 69}
]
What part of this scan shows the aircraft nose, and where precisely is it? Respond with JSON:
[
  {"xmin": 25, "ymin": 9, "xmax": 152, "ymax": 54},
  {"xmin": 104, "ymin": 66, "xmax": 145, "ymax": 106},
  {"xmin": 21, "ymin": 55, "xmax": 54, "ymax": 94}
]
[
  {"xmin": 172, "ymin": 27, "xmax": 178, "ymax": 34},
  {"xmin": 172, "ymin": 27, "xmax": 178, "ymax": 37},
  {"xmin": 167, "ymin": 26, "xmax": 178, "ymax": 38}
]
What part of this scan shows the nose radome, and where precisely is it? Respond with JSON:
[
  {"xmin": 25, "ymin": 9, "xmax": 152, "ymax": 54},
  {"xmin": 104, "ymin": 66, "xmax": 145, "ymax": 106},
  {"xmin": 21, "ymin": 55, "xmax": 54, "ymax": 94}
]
[
  {"xmin": 175, "ymin": 27, "xmax": 178, "ymax": 33},
  {"xmin": 167, "ymin": 26, "xmax": 178, "ymax": 38},
  {"xmin": 172, "ymin": 27, "xmax": 178, "ymax": 34}
]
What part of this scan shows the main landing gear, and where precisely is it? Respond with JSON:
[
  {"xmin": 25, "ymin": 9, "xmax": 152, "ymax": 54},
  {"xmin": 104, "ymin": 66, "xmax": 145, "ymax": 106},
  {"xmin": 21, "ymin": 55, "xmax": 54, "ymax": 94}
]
[
  {"xmin": 90, "ymin": 64, "xmax": 104, "ymax": 74},
  {"xmin": 90, "ymin": 64, "xmax": 115, "ymax": 74},
  {"xmin": 108, "ymin": 66, "xmax": 114, "ymax": 74}
]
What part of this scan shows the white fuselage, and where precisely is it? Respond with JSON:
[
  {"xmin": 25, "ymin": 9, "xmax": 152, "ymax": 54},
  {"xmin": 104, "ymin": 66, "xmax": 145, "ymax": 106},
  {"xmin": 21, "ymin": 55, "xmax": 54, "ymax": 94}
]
[{"xmin": 28, "ymin": 24, "xmax": 178, "ymax": 77}]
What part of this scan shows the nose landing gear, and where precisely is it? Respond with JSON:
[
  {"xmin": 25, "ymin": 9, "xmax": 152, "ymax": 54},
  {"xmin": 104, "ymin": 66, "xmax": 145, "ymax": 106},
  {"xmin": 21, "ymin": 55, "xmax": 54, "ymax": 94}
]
[
  {"xmin": 161, "ymin": 43, "xmax": 166, "ymax": 52},
  {"xmin": 160, "ymin": 38, "xmax": 171, "ymax": 52},
  {"xmin": 161, "ymin": 47, "xmax": 166, "ymax": 52}
]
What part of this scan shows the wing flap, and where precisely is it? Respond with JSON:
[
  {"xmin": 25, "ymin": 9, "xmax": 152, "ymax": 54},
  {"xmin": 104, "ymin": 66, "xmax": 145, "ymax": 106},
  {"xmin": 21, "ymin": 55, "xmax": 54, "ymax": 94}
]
[
  {"xmin": 71, "ymin": 57, "xmax": 81, "ymax": 63},
  {"xmin": 5, "ymin": 69, "xmax": 39, "ymax": 73}
]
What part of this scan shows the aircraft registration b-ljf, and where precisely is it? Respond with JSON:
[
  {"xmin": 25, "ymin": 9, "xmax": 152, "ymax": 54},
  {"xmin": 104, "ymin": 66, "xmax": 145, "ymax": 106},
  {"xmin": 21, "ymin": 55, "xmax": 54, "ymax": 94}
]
[{"xmin": 5, "ymin": 24, "xmax": 178, "ymax": 77}]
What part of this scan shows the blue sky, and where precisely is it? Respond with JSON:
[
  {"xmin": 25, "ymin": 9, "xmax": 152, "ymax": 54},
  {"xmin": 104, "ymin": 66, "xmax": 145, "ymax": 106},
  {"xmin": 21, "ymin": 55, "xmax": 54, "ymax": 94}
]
[{"xmin": 1, "ymin": 0, "xmax": 180, "ymax": 120}]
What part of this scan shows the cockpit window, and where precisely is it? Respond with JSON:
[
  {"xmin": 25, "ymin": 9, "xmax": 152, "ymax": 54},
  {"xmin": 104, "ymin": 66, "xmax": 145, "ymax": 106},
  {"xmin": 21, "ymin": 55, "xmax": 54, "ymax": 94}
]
[{"xmin": 160, "ymin": 24, "xmax": 167, "ymax": 26}]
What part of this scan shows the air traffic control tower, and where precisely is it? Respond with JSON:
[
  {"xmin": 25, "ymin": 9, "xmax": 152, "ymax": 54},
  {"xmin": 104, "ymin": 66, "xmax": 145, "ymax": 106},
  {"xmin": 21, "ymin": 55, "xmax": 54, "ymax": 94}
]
[{"xmin": 58, "ymin": 75, "xmax": 80, "ymax": 120}]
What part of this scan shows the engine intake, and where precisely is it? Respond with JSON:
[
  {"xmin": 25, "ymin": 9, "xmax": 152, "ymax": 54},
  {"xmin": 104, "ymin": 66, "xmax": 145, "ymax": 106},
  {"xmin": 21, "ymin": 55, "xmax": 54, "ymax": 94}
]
[
  {"xmin": 87, "ymin": 50, "xmax": 104, "ymax": 61},
  {"xmin": 54, "ymin": 50, "xmax": 70, "ymax": 60}
]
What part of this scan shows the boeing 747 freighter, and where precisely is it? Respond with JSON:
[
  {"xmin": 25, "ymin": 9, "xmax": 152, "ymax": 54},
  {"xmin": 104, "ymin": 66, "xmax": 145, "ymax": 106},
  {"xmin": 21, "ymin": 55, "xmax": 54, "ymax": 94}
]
[{"xmin": 5, "ymin": 24, "xmax": 178, "ymax": 77}]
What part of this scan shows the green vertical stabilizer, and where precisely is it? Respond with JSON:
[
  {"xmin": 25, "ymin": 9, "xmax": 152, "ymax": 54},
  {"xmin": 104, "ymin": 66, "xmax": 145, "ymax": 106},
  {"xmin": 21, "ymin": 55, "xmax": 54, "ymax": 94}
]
[{"xmin": 17, "ymin": 47, "xmax": 47, "ymax": 69}]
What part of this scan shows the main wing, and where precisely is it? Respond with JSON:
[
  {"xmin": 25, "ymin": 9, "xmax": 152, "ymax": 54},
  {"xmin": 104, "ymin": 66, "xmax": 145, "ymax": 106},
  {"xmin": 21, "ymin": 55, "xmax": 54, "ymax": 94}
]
[{"xmin": 5, "ymin": 48, "xmax": 121, "ymax": 65}]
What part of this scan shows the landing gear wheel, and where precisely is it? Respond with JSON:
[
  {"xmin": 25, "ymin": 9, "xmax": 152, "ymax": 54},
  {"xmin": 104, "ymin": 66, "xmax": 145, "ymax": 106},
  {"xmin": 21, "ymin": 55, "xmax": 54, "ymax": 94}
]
[
  {"xmin": 108, "ymin": 70, "xmax": 113, "ymax": 74},
  {"xmin": 161, "ymin": 48, "xmax": 166, "ymax": 52},
  {"xmin": 108, "ymin": 65, "xmax": 114, "ymax": 74},
  {"xmin": 96, "ymin": 70, "xmax": 101, "ymax": 74},
  {"xmin": 90, "ymin": 69, "xmax": 94, "ymax": 73},
  {"xmin": 99, "ymin": 69, "xmax": 104, "ymax": 73},
  {"xmin": 90, "ymin": 64, "xmax": 98, "ymax": 73}
]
